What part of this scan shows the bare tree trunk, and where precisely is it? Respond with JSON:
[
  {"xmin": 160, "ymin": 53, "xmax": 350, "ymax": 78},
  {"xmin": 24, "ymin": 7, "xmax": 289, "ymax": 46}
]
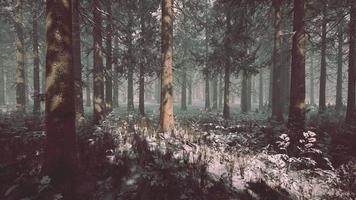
[
  {"xmin": 212, "ymin": 76, "xmax": 218, "ymax": 110},
  {"xmin": 272, "ymin": 0, "xmax": 283, "ymax": 121},
  {"xmin": 219, "ymin": 73, "xmax": 223, "ymax": 109},
  {"xmin": 15, "ymin": 0, "xmax": 26, "ymax": 113},
  {"xmin": 288, "ymin": 0, "xmax": 306, "ymax": 156},
  {"xmin": 259, "ymin": 70, "xmax": 264, "ymax": 110},
  {"xmin": 32, "ymin": 0, "xmax": 40, "ymax": 114},
  {"xmin": 241, "ymin": 71, "xmax": 248, "ymax": 113},
  {"xmin": 310, "ymin": 52, "xmax": 315, "ymax": 105},
  {"xmin": 205, "ymin": 73, "xmax": 210, "ymax": 111},
  {"xmin": 93, "ymin": 0, "xmax": 105, "ymax": 124},
  {"xmin": 139, "ymin": 0, "xmax": 146, "ymax": 116},
  {"xmin": 43, "ymin": 0, "xmax": 78, "ymax": 198},
  {"xmin": 127, "ymin": 66, "xmax": 134, "ymax": 112},
  {"xmin": 86, "ymin": 55, "xmax": 91, "ymax": 107},
  {"xmin": 188, "ymin": 75, "xmax": 192, "ymax": 105},
  {"xmin": 113, "ymin": 36, "xmax": 119, "ymax": 108},
  {"xmin": 181, "ymin": 70, "xmax": 187, "ymax": 111},
  {"xmin": 247, "ymin": 74, "xmax": 252, "ymax": 111},
  {"xmin": 105, "ymin": 0, "xmax": 113, "ymax": 113},
  {"xmin": 73, "ymin": 0, "xmax": 83, "ymax": 118},
  {"xmin": 155, "ymin": 78, "xmax": 160, "ymax": 104},
  {"xmin": 336, "ymin": 20, "xmax": 344, "ymax": 113},
  {"xmin": 346, "ymin": 1, "xmax": 356, "ymax": 125},
  {"xmin": 0, "ymin": 65, "xmax": 4, "ymax": 105},
  {"xmin": 319, "ymin": 6, "xmax": 327, "ymax": 113},
  {"xmin": 223, "ymin": 7, "xmax": 231, "ymax": 119},
  {"xmin": 160, "ymin": 0, "xmax": 174, "ymax": 131}
]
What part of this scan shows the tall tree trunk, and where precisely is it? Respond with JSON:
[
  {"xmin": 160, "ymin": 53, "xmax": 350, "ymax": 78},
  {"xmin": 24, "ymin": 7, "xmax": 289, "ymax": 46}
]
[
  {"xmin": 259, "ymin": 70, "xmax": 264, "ymax": 110},
  {"xmin": 310, "ymin": 52, "xmax": 315, "ymax": 105},
  {"xmin": 105, "ymin": 0, "xmax": 113, "ymax": 112},
  {"xmin": 32, "ymin": 0, "xmax": 40, "ymax": 114},
  {"xmin": 160, "ymin": 0, "xmax": 174, "ymax": 131},
  {"xmin": 155, "ymin": 77, "xmax": 160, "ymax": 103},
  {"xmin": 241, "ymin": 71, "xmax": 248, "ymax": 113},
  {"xmin": 247, "ymin": 74, "xmax": 252, "ymax": 111},
  {"xmin": 181, "ymin": 70, "xmax": 187, "ymax": 111},
  {"xmin": 113, "ymin": 36, "xmax": 119, "ymax": 108},
  {"xmin": 319, "ymin": 6, "xmax": 327, "ymax": 113},
  {"xmin": 139, "ymin": 0, "xmax": 146, "ymax": 116},
  {"xmin": 336, "ymin": 20, "xmax": 344, "ymax": 113},
  {"xmin": 219, "ymin": 73, "xmax": 223, "ymax": 109},
  {"xmin": 0, "ymin": 65, "xmax": 4, "ymax": 105},
  {"xmin": 223, "ymin": 7, "xmax": 231, "ymax": 119},
  {"xmin": 204, "ymin": 73, "xmax": 210, "ymax": 111},
  {"xmin": 212, "ymin": 75, "xmax": 218, "ymax": 110},
  {"xmin": 73, "ymin": 0, "xmax": 83, "ymax": 118},
  {"xmin": 188, "ymin": 75, "xmax": 192, "ymax": 105},
  {"xmin": 272, "ymin": 0, "xmax": 283, "ymax": 121},
  {"xmin": 43, "ymin": 0, "xmax": 78, "ymax": 198},
  {"xmin": 288, "ymin": 0, "xmax": 306, "ymax": 156},
  {"xmin": 15, "ymin": 0, "xmax": 26, "ymax": 113},
  {"xmin": 346, "ymin": 0, "xmax": 356, "ymax": 125},
  {"xmin": 86, "ymin": 55, "xmax": 91, "ymax": 107},
  {"xmin": 93, "ymin": 0, "xmax": 105, "ymax": 124},
  {"xmin": 127, "ymin": 67, "xmax": 134, "ymax": 111}
]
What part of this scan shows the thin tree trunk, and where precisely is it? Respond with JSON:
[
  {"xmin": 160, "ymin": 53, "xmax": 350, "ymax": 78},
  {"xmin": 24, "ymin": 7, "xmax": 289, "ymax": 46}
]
[
  {"xmin": 241, "ymin": 71, "xmax": 248, "ymax": 113},
  {"xmin": 346, "ymin": 0, "xmax": 356, "ymax": 125},
  {"xmin": 319, "ymin": 6, "xmax": 327, "ymax": 113},
  {"xmin": 0, "ymin": 65, "xmax": 4, "ymax": 105},
  {"xmin": 223, "ymin": 7, "xmax": 231, "ymax": 119},
  {"xmin": 188, "ymin": 75, "xmax": 192, "ymax": 105},
  {"xmin": 155, "ymin": 78, "xmax": 160, "ymax": 104},
  {"xmin": 15, "ymin": 0, "xmax": 26, "ymax": 113},
  {"xmin": 113, "ymin": 36, "xmax": 119, "ymax": 108},
  {"xmin": 86, "ymin": 55, "xmax": 91, "ymax": 107},
  {"xmin": 272, "ymin": 0, "xmax": 283, "ymax": 121},
  {"xmin": 336, "ymin": 20, "xmax": 343, "ymax": 113},
  {"xmin": 105, "ymin": 0, "xmax": 113, "ymax": 112},
  {"xmin": 247, "ymin": 74, "xmax": 252, "ymax": 111},
  {"xmin": 205, "ymin": 73, "xmax": 210, "ymax": 111},
  {"xmin": 219, "ymin": 72, "xmax": 223, "ymax": 109},
  {"xmin": 160, "ymin": 0, "xmax": 174, "ymax": 131},
  {"xmin": 310, "ymin": 52, "xmax": 315, "ymax": 105},
  {"xmin": 127, "ymin": 67, "xmax": 134, "ymax": 112},
  {"xmin": 212, "ymin": 76, "xmax": 218, "ymax": 110},
  {"xmin": 32, "ymin": 0, "xmax": 40, "ymax": 114},
  {"xmin": 139, "ymin": 0, "xmax": 146, "ymax": 116},
  {"xmin": 43, "ymin": 0, "xmax": 78, "ymax": 198},
  {"xmin": 288, "ymin": 0, "xmax": 306, "ymax": 156},
  {"xmin": 259, "ymin": 70, "xmax": 264, "ymax": 111},
  {"xmin": 73, "ymin": 0, "xmax": 83, "ymax": 118},
  {"xmin": 181, "ymin": 70, "xmax": 187, "ymax": 111},
  {"xmin": 93, "ymin": 0, "xmax": 105, "ymax": 124}
]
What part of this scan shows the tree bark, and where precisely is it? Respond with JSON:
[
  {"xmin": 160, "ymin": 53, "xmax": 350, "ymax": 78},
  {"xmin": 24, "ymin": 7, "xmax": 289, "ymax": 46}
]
[
  {"xmin": 272, "ymin": 0, "xmax": 283, "ymax": 121},
  {"xmin": 32, "ymin": 0, "xmax": 40, "ymax": 114},
  {"xmin": 212, "ymin": 75, "xmax": 218, "ymax": 110},
  {"xmin": 44, "ymin": 0, "xmax": 78, "ymax": 197},
  {"xmin": 319, "ymin": 6, "xmax": 327, "ymax": 113},
  {"xmin": 310, "ymin": 52, "xmax": 315, "ymax": 105},
  {"xmin": 288, "ymin": 0, "xmax": 306, "ymax": 156},
  {"xmin": 223, "ymin": 7, "xmax": 231, "ymax": 119},
  {"xmin": 15, "ymin": 0, "xmax": 26, "ymax": 113},
  {"xmin": 219, "ymin": 72, "xmax": 223, "ymax": 109},
  {"xmin": 73, "ymin": 0, "xmax": 83, "ymax": 119},
  {"xmin": 336, "ymin": 20, "xmax": 343, "ymax": 113},
  {"xmin": 105, "ymin": 0, "xmax": 113, "ymax": 112},
  {"xmin": 181, "ymin": 70, "xmax": 187, "ymax": 111},
  {"xmin": 93, "ymin": 0, "xmax": 105, "ymax": 124},
  {"xmin": 241, "ymin": 71, "xmax": 248, "ymax": 113},
  {"xmin": 204, "ymin": 73, "xmax": 210, "ymax": 111},
  {"xmin": 346, "ymin": 0, "xmax": 356, "ymax": 125},
  {"xmin": 113, "ymin": 35, "xmax": 119, "ymax": 108},
  {"xmin": 259, "ymin": 70, "xmax": 264, "ymax": 110},
  {"xmin": 0, "ymin": 65, "xmax": 4, "ymax": 105},
  {"xmin": 160, "ymin": 0, "xmax": 174, "ymax": 131},
  {"xmin": 86, "ymin": 55, "xmax": 91, "ymax": 107},
  {"xmin": 188, "ymin": 75, "xmax": 192, "ymax": 105},
  {"xmin": 139, "ymin": 0, "xmax": 146, "ymax": 116}
]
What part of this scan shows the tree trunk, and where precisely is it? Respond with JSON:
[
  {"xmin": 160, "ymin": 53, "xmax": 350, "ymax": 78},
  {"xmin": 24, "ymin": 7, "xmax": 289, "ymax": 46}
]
[
  {"xmin": 204, "ymin": 73, "xmax": 210, "ymax": 111},
  {"xmin": 247, "ymin": 74, "xmax": 252, "ymax": 111},
  {"xmin": 73, "ymin": 0, "xmax": 83, "ymax": 119},
  {"xmin": 113, "ymin": 35, "xmax": 119, "ymax": 108},
  {"xmin": 139, "ymin": 0, "xmax": 146, "ymax": 116},
  {"xmin": 272, "ymin": 0, "xmax": 283, "ymax": 121},
  {"xmin": 240, "ymin": 71, "xmax": 248, "ymax": 113},
  {"xmin": 188, "ymin": 75, "xmax": 192, "ymax": 105},
  {"xmin": 219, "ymin": 73, "xmax": 223, "ymax": 109},
  {"xmin": 319, "ymin": 6, "xmax": 327, "ymax": 113},
  {"xmin": 223, "ymin": 8, "xmax": 231, "ymax": 119},
  {"xmin": 288, "ymin": 0, "xmax": 306, "ymax": 156},
  {"xmin": 181, "ymin": 70, "xmax": 187, "ymax": 111},
  {"xmin": 127, "ymin": 67, "xmax": 134, "ymax": 112},
  {"xmin": 160, "ymin": 0, "xmax": 174, "ymax": 131},
  {"xmin": 105, "ymin": 0, "xmax": 113, "ymax": 113},
  {"xmin": 15, "ymin": 0, "xmax": 26, "ymax": 113},
  {"xmin": 346, "ymin": 0, "xmax": 356, "ymax": 125},
  {"xmin": 86, "ymin": 55, "xmax": 91, "ymax": 107},
  {"xmin": 259, "ymin": 70, "xmax": 264, "ymax": 110},
  {"xmin": 155, "ymin": 78, "xmax": 160, "ymax": 104},
  {"xmin": 93, "ymin": 0, "xmax": 105, "ymax": 124},
  {"xmin": 32, "ymin": 0, "xmax": 40, "ymax": 114},
  {"xmin": 336, "ymin": 20, "xmax": 343, "ymax": 113},
  {"xmin": 310, "ymin": 52, "xmax": 315, "ymax": 105},
  {"xmin": 212, "ymin": 76, "xmax": 218, "ymax": 110},
  {"xmin": 0, "ymin": 65, "xmax": 4, "ymax": 105},
  {"xmin": 43, "ymin": 0, "xmax": 78, "ymax": 197}
]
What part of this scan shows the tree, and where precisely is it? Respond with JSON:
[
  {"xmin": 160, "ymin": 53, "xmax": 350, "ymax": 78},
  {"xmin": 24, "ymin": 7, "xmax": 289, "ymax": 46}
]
[
  {"xmin": 73, "ymin": 0, "xmax": 84, "ymax": 119},
  {"xmin": 93, "ymin": 0, "xmax": 105, "ymax": 124},
  {"xmin": 32, "ymin": 0, "xmax": 40, "ymax": 114},
  {"xmin": 113, "ymin": 35, "xmax": 119, "ymax": 108},
  {"xmin": 336, "ymin": 18, "xmax": 344, "ymax": 113},
  {"xmin": 105, "ymin": 0, "xmax": 113, "ymax": 113},
  {"xmin": 288, "ymin": 0, "xmax": 306, "ymax": 156},
  {"xmin": 15, "ymin": 0, "xmax": 26, "ymax": 113},
  {"xmin": 319, "ymin": 4, "xmax": 327, "ymax": 113},
  {"xmin": 160, "ymin": 0, "xmax": 174, "ymax": 131},
  {"xmin": 43, "ymin": 0, "xmax": 78, "ymax": 197},
  {"xmin": 223, "ymin": 6, "xmax": 232, "ymax": 119},
  {"xmin": 271, "ymin": 0, "xmax": 283, "ymax": 121},
  {"xmin": 346, "ymin": 0, "xmax": 356, "ymax": 125}
]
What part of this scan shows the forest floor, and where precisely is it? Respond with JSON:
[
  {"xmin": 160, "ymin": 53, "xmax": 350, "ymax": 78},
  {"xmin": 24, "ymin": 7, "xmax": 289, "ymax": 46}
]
[{"xmin": 0, "ymin": 104, "xmax": 355, "ymax": 200}]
